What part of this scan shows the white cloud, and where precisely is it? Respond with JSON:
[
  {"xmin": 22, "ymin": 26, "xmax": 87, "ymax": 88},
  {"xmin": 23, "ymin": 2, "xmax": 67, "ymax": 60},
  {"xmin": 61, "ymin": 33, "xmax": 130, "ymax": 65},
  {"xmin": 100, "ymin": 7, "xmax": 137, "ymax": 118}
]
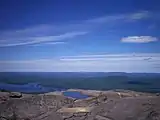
[
  {"xmin": 42, "ymin": 42, "xmax": 66, "ymax": 45},
  {"xmin": 86, "ymin": 11, "xmax": 150, "ymax": 24},
  {"xmin": 31, "ymin": 42, "xmax": 66, "ymax": 46},
  {"xmin": 121, "ymin": 36, "xmax": 158, "ymax": 43},
  {"xmin": 0, "ymin": 11, "xmax": 153, "ymax": 47},
  {"xmin": 1, "ymin": 53, "xmax": 160, "ymax": 73},
  {"xmin": 128, "ymin": 11, "xmax": 150, "ymax": 20},
  {"xmin": 0, "ymin": 31, "xmax": 87, "ymax": 47},
  {"xmin": 60, "ymin": 53, "xmax": 160, "ymax": 58}
]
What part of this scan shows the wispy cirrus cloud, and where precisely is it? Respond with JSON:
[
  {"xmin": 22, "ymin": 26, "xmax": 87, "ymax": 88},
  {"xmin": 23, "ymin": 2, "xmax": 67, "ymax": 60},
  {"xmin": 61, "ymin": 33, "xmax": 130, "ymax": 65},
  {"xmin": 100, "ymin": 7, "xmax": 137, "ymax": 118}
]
[
  {"xmin": 30, "ymin": 42, "xmax": 66, "ymax": 46},
  {"xmin": 1, "ymin": 53, "xmax": 160, "ymax": 72},
  {"xmin": 128, "ymin": 11, "xmax": 150, "ymax": 20},
  {"xmin": 85, "ymin": 11, "xmax": 150, "ymax": 24},
  {"xmin": 0, "ymin": 11, "xmax": 153, "ymax": 47},
  {"xmin": 121, "ymin": 36, "xmax": 159, "ymax": 43},
  {"xmin": 0, "ymin": 31, "xmax": 87, "ymax": 47}
]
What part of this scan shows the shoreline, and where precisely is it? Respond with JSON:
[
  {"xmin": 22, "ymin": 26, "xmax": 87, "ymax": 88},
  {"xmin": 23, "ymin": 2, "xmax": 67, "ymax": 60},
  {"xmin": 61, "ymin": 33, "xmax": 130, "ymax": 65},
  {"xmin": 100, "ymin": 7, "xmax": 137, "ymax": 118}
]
[{"xmin": 1, "ymin": 88, "xmax": 158, "ymax": 98}]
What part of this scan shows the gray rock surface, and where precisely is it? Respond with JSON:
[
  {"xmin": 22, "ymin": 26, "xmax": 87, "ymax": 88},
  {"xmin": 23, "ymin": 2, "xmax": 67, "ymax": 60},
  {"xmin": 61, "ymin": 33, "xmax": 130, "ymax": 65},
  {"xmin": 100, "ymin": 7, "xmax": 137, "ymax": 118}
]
[{"xmin": 0, "ymin": 90, "xmax": 160, "ymax": 120}]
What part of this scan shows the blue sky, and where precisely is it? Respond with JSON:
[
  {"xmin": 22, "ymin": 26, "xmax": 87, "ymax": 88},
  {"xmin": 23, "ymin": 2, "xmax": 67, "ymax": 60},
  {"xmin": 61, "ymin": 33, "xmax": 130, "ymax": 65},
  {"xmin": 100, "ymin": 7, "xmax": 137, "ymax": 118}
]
[{"xmin": 0, "ymin": 0, "xmax": 160, "ymax": 72}]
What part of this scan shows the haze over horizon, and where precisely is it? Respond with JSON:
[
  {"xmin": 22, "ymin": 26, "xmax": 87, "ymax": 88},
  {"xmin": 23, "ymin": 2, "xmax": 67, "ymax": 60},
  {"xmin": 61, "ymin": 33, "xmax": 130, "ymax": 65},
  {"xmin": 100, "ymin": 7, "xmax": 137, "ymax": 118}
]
[{"xmin": 0, "ymin": 0, "xmax": 160, "ymax": 73}]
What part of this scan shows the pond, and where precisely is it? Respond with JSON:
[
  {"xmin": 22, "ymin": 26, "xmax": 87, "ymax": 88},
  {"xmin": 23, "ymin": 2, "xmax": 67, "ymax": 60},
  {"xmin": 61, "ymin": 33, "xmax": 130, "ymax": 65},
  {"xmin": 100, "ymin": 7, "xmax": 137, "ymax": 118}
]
[{"xmin": 63, "ymin": 91, "xmax": 89, "ymax": 99}]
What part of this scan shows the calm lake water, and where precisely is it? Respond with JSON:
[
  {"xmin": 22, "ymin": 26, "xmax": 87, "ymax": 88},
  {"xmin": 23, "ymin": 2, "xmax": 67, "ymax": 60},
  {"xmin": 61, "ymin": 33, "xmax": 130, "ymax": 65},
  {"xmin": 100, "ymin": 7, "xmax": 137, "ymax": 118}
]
[{"xmin": 63, "ymin": 91, "xmax": 89, "ymax": 99}]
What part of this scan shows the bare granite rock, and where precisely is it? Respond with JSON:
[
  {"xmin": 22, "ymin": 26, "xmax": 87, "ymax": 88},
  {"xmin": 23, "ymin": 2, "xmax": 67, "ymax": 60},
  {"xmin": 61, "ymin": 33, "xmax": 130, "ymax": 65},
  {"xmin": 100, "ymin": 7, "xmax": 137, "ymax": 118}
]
[{"xmin": 0, "ymin": 90, "xmax": 160, "ymax": 120}]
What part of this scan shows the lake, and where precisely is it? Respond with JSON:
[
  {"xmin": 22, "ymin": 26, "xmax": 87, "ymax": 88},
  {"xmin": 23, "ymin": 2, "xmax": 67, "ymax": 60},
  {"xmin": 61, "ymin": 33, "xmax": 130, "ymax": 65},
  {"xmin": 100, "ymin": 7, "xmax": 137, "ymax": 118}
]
[{"xmin": 0, "ymin": 72, "xmax": 160, "ymax": 93}]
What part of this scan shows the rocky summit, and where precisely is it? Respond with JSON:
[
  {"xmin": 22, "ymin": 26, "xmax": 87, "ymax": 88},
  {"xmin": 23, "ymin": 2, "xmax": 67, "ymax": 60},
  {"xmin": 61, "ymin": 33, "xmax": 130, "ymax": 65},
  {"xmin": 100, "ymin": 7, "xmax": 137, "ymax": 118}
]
[{"xmin": 0, "ymin": 90, "xmax": 160, "ymax": 120}]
